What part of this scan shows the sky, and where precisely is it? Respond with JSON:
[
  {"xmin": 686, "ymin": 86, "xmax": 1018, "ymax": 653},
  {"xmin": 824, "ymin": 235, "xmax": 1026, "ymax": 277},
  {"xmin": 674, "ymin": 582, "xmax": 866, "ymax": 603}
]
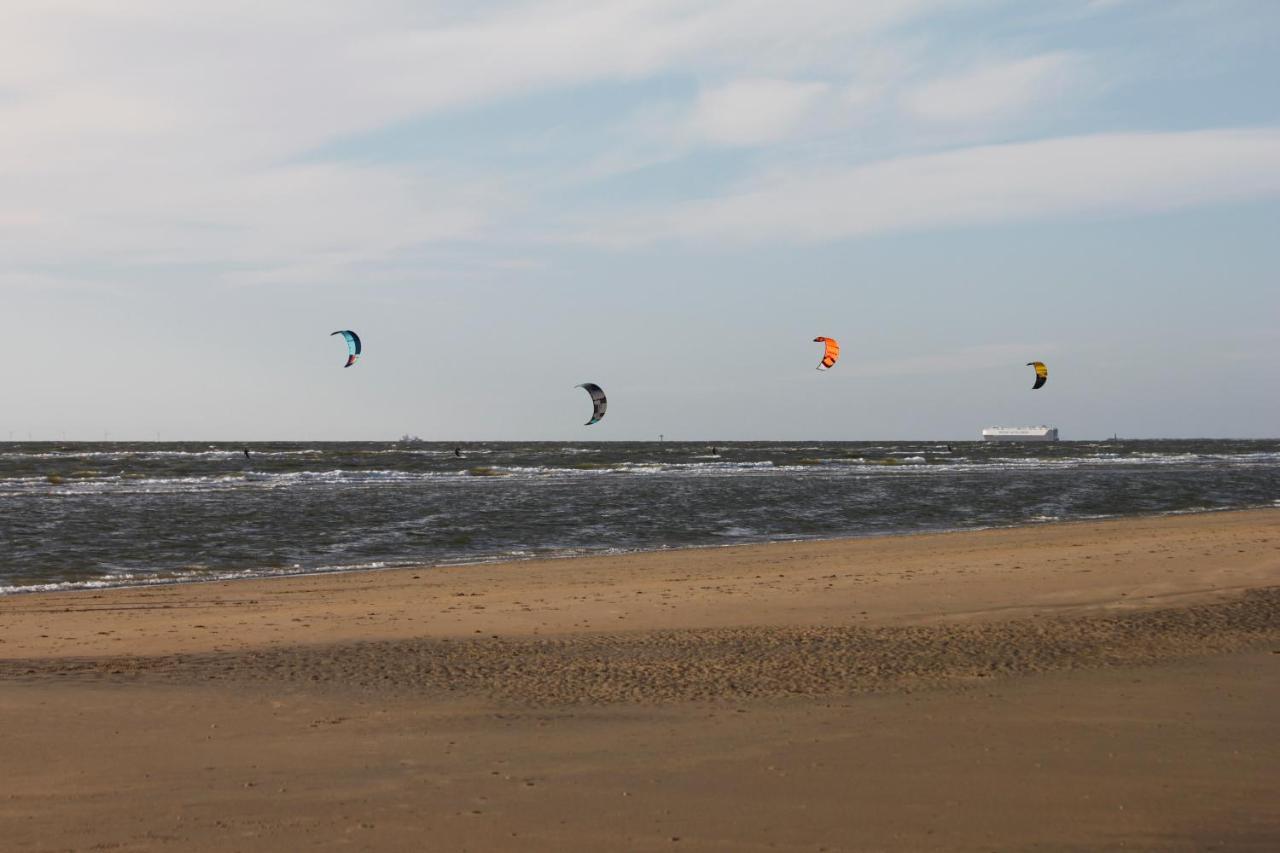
[{"xmin": 2, "ymin": 0, "xmax": 1278, "ymax": 441}]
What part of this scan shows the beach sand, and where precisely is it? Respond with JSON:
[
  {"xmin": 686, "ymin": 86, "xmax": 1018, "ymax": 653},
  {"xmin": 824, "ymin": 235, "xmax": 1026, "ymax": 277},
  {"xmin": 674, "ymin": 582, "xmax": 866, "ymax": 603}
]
[{"xmin": 2, "ymin": 509, "xmax": 1278, "ymax": 850}]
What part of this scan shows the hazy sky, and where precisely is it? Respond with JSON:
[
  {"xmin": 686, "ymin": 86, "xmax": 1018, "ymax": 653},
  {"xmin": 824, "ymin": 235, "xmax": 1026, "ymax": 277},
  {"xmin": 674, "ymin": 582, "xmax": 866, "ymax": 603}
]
[{"xmin": 4, "ymin": 0, "xmax": 1278, "ymax": 440}]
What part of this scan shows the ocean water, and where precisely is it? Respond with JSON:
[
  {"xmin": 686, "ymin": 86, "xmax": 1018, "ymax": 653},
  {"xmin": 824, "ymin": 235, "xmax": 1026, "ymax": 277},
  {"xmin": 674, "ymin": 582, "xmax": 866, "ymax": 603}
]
[{"xmin": 1, "ymin": 440, "xmax": 1276, "ymax": 593}]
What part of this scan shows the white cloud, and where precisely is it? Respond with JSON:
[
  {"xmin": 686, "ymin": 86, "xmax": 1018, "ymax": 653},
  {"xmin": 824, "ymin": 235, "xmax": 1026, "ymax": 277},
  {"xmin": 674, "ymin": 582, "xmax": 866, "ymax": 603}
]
[
  {"xmin": 0, "ymin": 0, "xmax": 945, "ymax": 285},
  {"xmin": 905, "ymin": 53, "xmax": 1079, "ymax": 123},
  {"xmin": 585, "ymin": 128, "xmax": 1280, "ymax": 245},
  {"xmin": 0, "ymin": 0, "xmax": 1274, "ymax": 289},
  {"xmin": 687, "ymin": 78, "xmax": 830, "ymax": 146}
]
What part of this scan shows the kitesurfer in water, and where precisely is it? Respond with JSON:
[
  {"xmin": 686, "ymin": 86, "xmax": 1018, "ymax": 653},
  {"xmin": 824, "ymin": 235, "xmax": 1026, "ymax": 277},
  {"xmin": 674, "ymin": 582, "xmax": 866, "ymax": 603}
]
[
  {"xmin": 243, "ymin": 448, "xmax": 250, "ymax": 461},
  {"xmin": 454, "ymin": 446, "xmax": 462, "ymax": 458}
]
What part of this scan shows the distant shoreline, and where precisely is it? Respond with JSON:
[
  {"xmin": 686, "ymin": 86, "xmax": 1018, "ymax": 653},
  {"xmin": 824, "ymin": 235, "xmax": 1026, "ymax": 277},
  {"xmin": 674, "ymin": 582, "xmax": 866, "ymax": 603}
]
[{"xmin": 3, "ymin": 437, "xmax": 1279, "ymax": 443}]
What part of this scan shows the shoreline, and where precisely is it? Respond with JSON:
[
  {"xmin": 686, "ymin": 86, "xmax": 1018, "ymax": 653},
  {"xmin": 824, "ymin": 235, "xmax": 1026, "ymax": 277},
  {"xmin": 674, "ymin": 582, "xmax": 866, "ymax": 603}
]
[
  {"xmin": 3, "ymin": 502, "xmax": 1274, "ymax": 599},
  {"xmin": 3, "ymin": 507, "xmax": 1276, "ymax": 662}
]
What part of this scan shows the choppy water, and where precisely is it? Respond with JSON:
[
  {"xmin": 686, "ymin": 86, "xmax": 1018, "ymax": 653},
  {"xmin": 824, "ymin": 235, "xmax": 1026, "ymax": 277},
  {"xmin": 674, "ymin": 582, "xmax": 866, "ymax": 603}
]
[{"xmin": 1, "ymin": 440, "xmax": 1276, "ymax": 593}]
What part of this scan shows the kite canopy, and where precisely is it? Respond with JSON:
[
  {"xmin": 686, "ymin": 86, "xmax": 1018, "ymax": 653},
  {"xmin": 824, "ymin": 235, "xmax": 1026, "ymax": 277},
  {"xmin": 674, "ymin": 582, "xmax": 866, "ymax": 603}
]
[
  {"xmin": 576, "ymin": 383, "xmax": 607, "ymax": 425},
  {"xmin": 813, "ymin": 337, "xmax": 840, "ymax": 371},
  {"xmin": 331, "ymin": 330, "xmax": 362, "ymax": 368},
  {"xmin": 1026, "ymin": 361, "xmax": 1047, "ymax": 389}
]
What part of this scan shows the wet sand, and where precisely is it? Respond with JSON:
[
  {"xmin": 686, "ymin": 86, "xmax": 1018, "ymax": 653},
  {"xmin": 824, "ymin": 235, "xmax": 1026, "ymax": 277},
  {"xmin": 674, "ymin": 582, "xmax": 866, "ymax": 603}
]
[{"xmin": 2, "ymin": 509, "xmax": 1278, "ymax": 850}]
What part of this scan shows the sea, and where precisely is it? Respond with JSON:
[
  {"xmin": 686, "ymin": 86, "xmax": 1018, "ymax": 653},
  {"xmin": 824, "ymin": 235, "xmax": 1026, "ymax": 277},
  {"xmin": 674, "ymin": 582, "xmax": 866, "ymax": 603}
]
[{"xmin": 1, "ymin": 440, "xmax": 1277, "ymax": 594}]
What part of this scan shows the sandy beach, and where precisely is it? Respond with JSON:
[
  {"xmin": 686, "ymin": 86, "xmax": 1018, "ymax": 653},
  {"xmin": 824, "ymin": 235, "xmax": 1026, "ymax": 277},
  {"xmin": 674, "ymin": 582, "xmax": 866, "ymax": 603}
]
[{"xmin": 2, "ymin": 509, "xmax": 1278, "ymax": 850}]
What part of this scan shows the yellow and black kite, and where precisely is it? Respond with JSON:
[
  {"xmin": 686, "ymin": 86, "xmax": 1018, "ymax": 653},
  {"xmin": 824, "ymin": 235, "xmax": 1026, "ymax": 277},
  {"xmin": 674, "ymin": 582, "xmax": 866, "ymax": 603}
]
[{"xmin": 1026, "ymin": 361, "xmax": 1048, "ymax": 390}]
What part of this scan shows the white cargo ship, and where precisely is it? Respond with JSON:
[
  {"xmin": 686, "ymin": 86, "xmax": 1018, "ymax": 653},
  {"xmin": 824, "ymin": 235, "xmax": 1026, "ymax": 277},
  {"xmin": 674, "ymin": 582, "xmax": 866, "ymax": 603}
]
[{"xmin": 981, "ymin": 426, "xmax": 1059, "ymax": 442}]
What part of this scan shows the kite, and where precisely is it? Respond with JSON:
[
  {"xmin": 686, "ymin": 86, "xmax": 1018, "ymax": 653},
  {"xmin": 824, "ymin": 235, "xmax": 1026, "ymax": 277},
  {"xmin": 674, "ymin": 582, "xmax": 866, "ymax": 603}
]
[
  {"xmin": 331, "ymin": 330, "xmax": 362, "ymax": 368},
  {"xmin": 1027, "ymin": 361, "xmax": 1047, "ymax": 389},
  {"xmin": 576, "ymin": 383, "xmax": 607, "ymax": 425},
  {"xmin": 813, "ymin": 337, "xmax": 840, "ymax": 371}
]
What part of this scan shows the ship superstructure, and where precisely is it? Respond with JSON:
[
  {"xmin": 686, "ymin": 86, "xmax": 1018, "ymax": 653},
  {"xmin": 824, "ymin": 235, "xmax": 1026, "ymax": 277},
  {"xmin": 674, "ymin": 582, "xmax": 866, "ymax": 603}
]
[{"xmin": 981, "ymin": 426, "xmax": 1059, "ymax": 442}]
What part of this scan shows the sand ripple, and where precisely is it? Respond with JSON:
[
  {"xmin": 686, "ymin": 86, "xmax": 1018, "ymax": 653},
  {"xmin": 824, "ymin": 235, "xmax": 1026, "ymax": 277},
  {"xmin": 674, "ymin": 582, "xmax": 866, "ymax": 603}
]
[{"xmin": 4, "ymin": 588, "xmax": 1278, "ymax": 705}]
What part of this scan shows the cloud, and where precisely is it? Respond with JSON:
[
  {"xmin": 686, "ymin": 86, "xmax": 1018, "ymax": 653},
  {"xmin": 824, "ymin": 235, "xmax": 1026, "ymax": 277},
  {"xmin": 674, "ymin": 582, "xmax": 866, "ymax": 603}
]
[
  {"xmin": 687, "ymin": 78, "xmax": 830, "ymax": 146},
  {"xmin": 1, "ymin": 0, "xmax": 1274, "ymax": 289},
  {"xmin": 904, "ymin": 53, "xmax": 1080, "ymax": 123},
  {"xmin": 584, "ymin": 128, "xmax": 1280, "ymax": 245},
  {"xmin": 0, "ymin": 0, "xmax": 946, "ymax": 285}
]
